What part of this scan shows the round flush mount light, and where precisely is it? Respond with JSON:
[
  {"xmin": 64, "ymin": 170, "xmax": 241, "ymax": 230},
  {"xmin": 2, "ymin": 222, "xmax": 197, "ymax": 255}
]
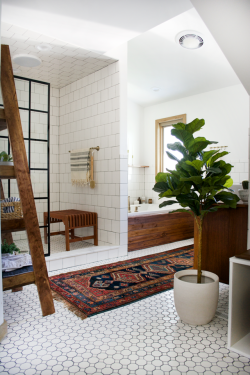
[
  {"xmin": 36, "ymin": 43, "xmax": 52, "ymax": 52},
  {"xmin": 176, "ymin": 30, "xmax": 204, "ymax": 50},
  {"xmin": 151, "ymin": 87, "xmax": 160, "ymax": 92},
  {"xmin": 12, "ymin": 54, "xmax": 42, "ymax": 67}
]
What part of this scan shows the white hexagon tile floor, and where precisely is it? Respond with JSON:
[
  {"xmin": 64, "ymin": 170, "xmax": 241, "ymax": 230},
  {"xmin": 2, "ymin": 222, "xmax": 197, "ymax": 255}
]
[{"xmin": 1, "ymin": 239, "xmax": 250, "ymax": 375}]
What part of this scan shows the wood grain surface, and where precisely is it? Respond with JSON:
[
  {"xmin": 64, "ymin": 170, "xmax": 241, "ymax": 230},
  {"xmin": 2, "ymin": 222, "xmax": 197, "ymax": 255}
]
[
  {"xmin": 128, "ymin": 211, "xmax": 194, "ymax": 252},
  {"xmin": 1, "ymin": 45, "xmax": 55, "ymax": 316}
]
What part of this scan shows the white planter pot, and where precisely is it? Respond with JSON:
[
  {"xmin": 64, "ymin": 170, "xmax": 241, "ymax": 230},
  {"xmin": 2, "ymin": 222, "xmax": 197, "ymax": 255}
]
[
  {"xmin": 0, "ymin": 161, "xmax": 14, "ymax": 166},
  {"xmin": 238, "ymin": 189, "xmax": 248, "ymax": 202},
  {"xmin": 174, "ymin": 269, "xmax": 219, "ymax": 325}
]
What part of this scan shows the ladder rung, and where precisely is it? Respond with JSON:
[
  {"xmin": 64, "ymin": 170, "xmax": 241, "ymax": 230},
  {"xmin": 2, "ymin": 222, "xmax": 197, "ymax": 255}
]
[
  {"xmin": 0, "ymin": 108, "xmax": 7, "ymax": 131},
  {"xmin": 0, "ymin": 165, "xmax": 16, "ymax": 179},
  {"xmin": 1, "ymin": 218, "xmax": 25, "ymax": 233},
  {"xmin": 3, "ymin": 271, "xmax": 35, "ymax": 291}
]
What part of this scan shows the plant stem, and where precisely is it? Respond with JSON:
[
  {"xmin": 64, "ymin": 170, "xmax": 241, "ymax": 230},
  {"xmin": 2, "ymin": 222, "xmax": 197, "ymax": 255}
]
[{"xmin": 195, "ymin": 216, "xmax": 203, "ymax": 284}]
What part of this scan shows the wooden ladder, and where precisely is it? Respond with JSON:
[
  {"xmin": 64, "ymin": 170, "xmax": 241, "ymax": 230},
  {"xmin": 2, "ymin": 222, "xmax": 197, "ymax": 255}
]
[{"xmin": 0, "ymin": 45, "xmax": 55, "ymax": 317}]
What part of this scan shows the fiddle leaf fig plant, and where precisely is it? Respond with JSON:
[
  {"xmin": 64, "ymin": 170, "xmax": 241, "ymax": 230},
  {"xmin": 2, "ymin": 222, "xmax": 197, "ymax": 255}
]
[{"xmin": 153, "ymin": 118, "xmax": 239, "ymax": 283}]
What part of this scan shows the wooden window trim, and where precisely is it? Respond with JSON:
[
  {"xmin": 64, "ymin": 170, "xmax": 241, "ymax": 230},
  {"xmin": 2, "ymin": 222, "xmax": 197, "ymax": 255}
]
[{"xmin": 155, "ymin": 114, "xmax": 186, "ymax": 176}]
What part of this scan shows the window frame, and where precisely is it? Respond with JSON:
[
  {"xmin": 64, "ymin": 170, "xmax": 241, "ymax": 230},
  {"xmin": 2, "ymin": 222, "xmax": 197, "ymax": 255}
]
[{"xmin": 155, "ymin": 114, "xmax": 186, "ymax": 176}]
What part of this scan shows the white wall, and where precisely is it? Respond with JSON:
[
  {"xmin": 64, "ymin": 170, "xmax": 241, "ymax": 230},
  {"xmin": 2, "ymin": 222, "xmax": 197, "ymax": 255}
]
[
  {"xmin": 127, "ymin": 100, "xmax": 146, "ymax": 204},
  {"xmin": 59, "ymin": 62, "xmax": 127, "ymax": 248},
  {"xmin": 135, "ymin": 84, "xmax": 249, "ymax": 203}
]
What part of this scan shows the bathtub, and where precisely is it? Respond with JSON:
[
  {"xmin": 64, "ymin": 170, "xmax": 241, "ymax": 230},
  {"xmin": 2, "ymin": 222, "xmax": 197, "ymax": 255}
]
[
  {"xmin": 129, "ymin": 203, "xmax": 182, "ymax": 216},
  {"xmin": 128, "ymin": 203, "xmax": 193, "ymax": 252}
]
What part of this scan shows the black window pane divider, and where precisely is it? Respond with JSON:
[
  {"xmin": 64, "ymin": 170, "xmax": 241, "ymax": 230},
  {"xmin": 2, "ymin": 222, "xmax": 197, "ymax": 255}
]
[{"xmin": 0, "ymin": 76, "xmax": 51, "ymax": 256}]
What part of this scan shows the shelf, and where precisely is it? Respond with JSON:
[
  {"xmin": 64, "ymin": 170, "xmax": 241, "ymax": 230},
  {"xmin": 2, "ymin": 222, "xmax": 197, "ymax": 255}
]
[
  {"xmin": 3, "ymin": 271, "xmax": 35, "ymax": 291},
  {"xmin": 128, "ymin": 165, "xmax": 149, "ymax": 168},
  {"xmin": 1, "ymin": 218, "xmax": 25, "ymax": 233},
  {"xmin": 0, "ymin": 165, "xmax": 16, "ymax": 179},
  {"xmin": 0, "ymin": 108, "xmax": 7, "ymax": 131}
]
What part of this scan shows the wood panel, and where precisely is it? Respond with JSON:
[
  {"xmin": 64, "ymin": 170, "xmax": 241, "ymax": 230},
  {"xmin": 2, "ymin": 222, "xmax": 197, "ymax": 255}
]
[
  {"xmin": 0, "ymin": 165, "xmax": 16, "ymax": 179},
  {"xmin": 128, "ymin": 211, "xmax": 194, "ymax": 252},
  {"xmin": 193, "ymin": 205, "xmax": 248, "ymax": 284},
  {"xmin": 3, "ymin": 272, "xmax": 35, "ymax": 291},
  {"xmin": 1, "ymin": 218, "xmax": 26, "ymax": 233},
  {"xmin": 1, "ymin": 44, "xmax": 55, "ymax": 316}
]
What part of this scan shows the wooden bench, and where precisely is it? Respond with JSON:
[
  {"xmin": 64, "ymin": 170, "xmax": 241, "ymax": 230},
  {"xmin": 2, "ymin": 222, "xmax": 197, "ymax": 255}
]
[{"xmin": 44, "ymin": 209, "xmax": 98, "ymax": 251}]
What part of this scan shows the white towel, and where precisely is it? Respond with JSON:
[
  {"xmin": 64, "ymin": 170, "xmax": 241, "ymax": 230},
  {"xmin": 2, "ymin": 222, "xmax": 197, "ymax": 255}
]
[
  {"xmin": 70, "ymin": 148, "xmax": 90, "ymax": 186},
  {"xmin": 2, "ymin": 253, "xmax": 32, "ymax": 272}
]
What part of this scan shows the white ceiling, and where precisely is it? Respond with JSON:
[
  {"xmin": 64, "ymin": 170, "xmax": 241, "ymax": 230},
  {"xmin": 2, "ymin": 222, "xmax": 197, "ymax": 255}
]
[
  {"xmin": 128, "ymin": 8, "xmax": 241, "ymax": 107},
  {"xmin": 2, "ymin": 0, "xmax": 193, "ymax": 54},
  {"xmin": 191, "ymin": 0, "xmax": 250, "ymax": 96},
  {"xmin": 1, "ymin": 22, "xmax": 116, "ymax": 89}
]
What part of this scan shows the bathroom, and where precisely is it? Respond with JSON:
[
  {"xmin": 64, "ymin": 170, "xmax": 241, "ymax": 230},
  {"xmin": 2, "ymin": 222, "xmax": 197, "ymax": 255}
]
[{"xmin": 127, "ymin": 8, "xmax": 249, "ymax": 250}]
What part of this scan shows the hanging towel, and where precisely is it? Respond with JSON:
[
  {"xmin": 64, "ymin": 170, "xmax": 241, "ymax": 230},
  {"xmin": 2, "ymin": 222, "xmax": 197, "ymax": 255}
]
[{"xmin": 70, "ymin": 148, "xmax": 90, "ymax": 186}]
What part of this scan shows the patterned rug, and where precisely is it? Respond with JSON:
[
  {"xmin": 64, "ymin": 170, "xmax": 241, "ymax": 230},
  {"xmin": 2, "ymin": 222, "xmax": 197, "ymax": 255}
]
[{"xmin": 50, "ymin": 245, "xmax": 193, "ymax": 319}]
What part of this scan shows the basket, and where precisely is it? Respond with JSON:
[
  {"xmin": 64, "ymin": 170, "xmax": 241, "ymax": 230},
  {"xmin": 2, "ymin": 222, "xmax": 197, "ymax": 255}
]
[{"xmin": 1, "ymin": 201, "xmax": 23, "ymax": 220}]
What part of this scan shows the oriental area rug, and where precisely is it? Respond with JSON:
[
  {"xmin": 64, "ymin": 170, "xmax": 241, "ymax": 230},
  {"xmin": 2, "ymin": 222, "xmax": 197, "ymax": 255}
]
[{"xmin": 49, "ymin": 245, "xmax": 194, "ymax": 319}]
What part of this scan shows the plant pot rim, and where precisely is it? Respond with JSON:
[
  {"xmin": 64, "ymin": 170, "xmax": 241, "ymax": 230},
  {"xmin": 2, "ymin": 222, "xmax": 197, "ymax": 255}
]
[
  {"xmin": 0, "ymin": 161, "xmax": 14, "ymax": 165},
  {"xmin": 174, "ymin": 269, "xmax": 219, "ymax": 283}
]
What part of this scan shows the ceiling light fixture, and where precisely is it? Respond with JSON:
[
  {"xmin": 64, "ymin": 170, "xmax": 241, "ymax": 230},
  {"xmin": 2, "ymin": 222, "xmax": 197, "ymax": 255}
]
[
  {"xmin": 12, "ymin": 54, "xmax": 42, "ymax": 68},
  {"xmin": 176, "ymin": 30, "xmax": 204, "ymax": 50},
  {"xmin": 36, "ymin": 43, "xmax": 52, "ymax": 52}
]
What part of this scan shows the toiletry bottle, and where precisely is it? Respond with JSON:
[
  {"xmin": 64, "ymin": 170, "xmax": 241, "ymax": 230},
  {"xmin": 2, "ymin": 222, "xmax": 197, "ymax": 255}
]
[{"xmin": 138, "ymin": 197, "xmax": 141, "ymax": 204}]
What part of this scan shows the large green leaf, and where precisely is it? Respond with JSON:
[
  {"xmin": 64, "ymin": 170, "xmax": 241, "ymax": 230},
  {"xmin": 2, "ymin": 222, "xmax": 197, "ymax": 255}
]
[
  {"xmin": 224, "ymin": 177, "xmax": 233, "ymax": 188},
  {"xmin": 186, "ymin": 160, "xmax": 204, "ymax": 171},
  {"xmin": 209, "ymin": 151, "xmax": 229, "ymax": 165},
  {"xmin": 202, "ymin": 150, "xmax": 219, "ymax": 164},
  {"xmin": 172, "ymin": 122, "xmax": 186, "ymax": 130},
  {"xmin": 185, "ymin": 118, "xmax": 205, "ymax": 134},
  {"xmin": 166, "ymin": 151, "xmax": 180, "ymax": 162},
  {"xmin": 167, "ymin": 142, "xmax": 188, "ymax": 157},
  {"xmin": 159, "ymin": 200, "xmax": 178, "ymax": 208},
  {"xmin": 188, "ymin": 137, "xmax": 218, "ymax": 154},
  {"xmin": 153, "ymin": 181, "xmax": 169, "ymax": 193},
  {"xmin": 180, "ymin": 176, "xmax": 203, "ymax": 185},
  {"xmin": 206, "ymin": 167, "xmax": 222, "ymax": 174},
  {"xmin": 155, "ymin": 173, "xmax": 168, "ymax": 183},
  {"xmin": 171, "ymin": 129, "xmax": 193, "ymax": 147}
]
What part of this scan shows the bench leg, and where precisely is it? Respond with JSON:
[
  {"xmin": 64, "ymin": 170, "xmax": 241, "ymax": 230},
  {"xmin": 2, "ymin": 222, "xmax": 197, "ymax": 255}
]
[
  {"xmin": 64, "ymin": 222, "xmax": 70, "ymax": 251},
  {"xmin": 70, "ymin": 229, "xmax": 75, "ymax": 239},
  {"xmin": 94, "ymin": 224, "xmax": 98, "ymax": 246}
]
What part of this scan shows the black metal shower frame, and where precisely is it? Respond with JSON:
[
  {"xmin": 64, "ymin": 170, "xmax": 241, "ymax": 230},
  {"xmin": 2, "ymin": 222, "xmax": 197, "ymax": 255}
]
[{"xmin": 0, "ymin": 75, "xmax": 51, "ymax": 256}]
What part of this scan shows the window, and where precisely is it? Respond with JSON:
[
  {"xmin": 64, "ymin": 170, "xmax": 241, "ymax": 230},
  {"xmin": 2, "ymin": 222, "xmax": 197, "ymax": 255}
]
[{"xmin": 155, "ymin": 114, "xmax": 186, "ymax": 176}]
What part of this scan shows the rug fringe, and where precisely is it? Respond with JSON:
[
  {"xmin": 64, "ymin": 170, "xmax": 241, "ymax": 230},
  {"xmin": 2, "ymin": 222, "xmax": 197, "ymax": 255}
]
[{"xmin": 51, "ymin": 290, "xmax": 88, "ymax": 320}]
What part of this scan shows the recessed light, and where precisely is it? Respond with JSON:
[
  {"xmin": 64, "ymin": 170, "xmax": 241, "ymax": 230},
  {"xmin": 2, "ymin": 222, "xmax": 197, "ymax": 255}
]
[
  {"xmin": 12, "ymin": 54, "xmax": 42, "ymax": 67},
  {"xmin": 176, "ymin": 30, "xmax": 204, "ymax": 50},
  {"xmin": 151, "ymin": 87, "xmax": 160, "ymax": 92},
  {"xmin": 36, "ymin": 43, "xmax": 52, "ymax": 52}
]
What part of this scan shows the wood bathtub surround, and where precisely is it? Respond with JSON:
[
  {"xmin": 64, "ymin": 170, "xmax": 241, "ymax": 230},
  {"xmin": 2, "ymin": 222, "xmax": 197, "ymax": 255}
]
[
  {"xmin": 193, "ymin": 203, "xmax": 248, "ymax": 284},
  {"xmin": 128, "ymin": 211, "xmax": 194, "ymax": 252}
]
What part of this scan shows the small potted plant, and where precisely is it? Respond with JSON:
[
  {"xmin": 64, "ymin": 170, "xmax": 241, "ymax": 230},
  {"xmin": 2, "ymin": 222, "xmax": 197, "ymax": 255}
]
[
  {"xmin": 1, "ymin": 240, "xmax": 20, "ymax": 254},
  {"xmin": 153, "ymin": 118, "xmax": 239, "ymax": 325},
  {"xmin": 0, "ymin": 151, "xmax": 13, "ymax": 166},
  {"xmin": 238, "ymin": 180, "xmax": 249, "ymax": 202}
]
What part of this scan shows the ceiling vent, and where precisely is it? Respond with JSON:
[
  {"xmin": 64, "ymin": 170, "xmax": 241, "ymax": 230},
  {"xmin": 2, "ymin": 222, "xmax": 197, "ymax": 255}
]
[{"xmin": 176, "ymin": 31, "xmax": 204, "ymax": 50}]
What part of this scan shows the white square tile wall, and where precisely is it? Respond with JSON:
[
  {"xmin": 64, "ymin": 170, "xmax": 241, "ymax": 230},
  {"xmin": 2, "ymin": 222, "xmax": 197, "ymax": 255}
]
[
  {"xmin": 128, "ymin": 166, "xmax": 145, "ymax": 205},
  {"xmin": 59, "ymin": 62, "xmax": 126, "ymax": 247}
]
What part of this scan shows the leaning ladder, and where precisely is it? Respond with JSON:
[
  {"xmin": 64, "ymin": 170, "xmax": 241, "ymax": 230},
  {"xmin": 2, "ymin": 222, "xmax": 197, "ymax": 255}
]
[{"xmin": 0, "ymin": 44, "xmax": 55, "ymax": 317}]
